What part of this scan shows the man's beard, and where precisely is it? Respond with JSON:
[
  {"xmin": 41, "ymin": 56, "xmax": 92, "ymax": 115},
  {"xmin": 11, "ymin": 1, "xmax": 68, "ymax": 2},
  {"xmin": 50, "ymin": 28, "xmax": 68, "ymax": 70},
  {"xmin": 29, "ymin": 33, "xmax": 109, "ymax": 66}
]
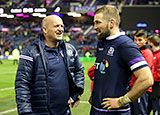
[{"xmin": 97, "ymin": 30, "xmax": 110, "ymax": 40}]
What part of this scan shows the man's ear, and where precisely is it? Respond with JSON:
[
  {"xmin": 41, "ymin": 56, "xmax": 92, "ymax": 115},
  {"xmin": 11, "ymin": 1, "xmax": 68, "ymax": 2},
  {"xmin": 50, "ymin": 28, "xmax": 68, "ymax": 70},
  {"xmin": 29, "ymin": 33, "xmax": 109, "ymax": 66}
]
[
  {"xmin": 42, "ymin": 26, "xmax": 47, "ymax": 34},
  {"xmin": 109, "ymin": 18, "xmax": 115, "ymax": 29}
]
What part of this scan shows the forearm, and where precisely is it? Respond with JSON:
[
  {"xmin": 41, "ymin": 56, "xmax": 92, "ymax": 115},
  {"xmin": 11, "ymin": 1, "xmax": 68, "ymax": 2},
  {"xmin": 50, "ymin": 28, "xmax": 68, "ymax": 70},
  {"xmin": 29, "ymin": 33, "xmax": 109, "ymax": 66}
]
[
  {"xmin": 127, "ymin": 79, "xmax": 150, "ymax": 101},
  {"xmin": 101, "ymin": 68, "xmax": 153, "ymax": 110},
  {"xmin": 116, "ymin": 67, "xmax": 153, "ymax": 107},
  {"xmin": 127, "ymin": 67, "xmax": 153, "ymax": 101}
]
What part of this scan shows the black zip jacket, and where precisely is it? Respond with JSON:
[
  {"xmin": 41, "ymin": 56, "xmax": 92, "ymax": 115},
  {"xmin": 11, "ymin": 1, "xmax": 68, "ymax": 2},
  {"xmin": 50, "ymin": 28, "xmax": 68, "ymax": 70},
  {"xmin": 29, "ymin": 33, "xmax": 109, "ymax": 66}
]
[{"xmin": 15, "ymin": 35, "xmax": 84, "ymax": 115}]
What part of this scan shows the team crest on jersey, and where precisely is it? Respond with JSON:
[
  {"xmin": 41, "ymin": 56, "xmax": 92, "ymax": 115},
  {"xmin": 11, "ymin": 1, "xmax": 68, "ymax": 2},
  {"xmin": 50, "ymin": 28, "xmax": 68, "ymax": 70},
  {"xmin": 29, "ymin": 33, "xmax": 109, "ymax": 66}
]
[
  {"xmin": 67, "ymin": 50, "xmax": 73, "ymax": 56},
  {"xmin": 95, "ymin": 59, "xmax": 109, "ymax": 74},
  {"xmin": 107, "ymin": 47, "xmax": 114, "ymax": 56}
]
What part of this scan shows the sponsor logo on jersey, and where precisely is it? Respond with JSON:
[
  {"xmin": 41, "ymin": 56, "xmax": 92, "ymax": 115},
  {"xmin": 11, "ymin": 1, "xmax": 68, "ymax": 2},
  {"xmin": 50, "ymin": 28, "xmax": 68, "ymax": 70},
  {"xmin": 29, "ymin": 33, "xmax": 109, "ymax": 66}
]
[
  {"xmin": 95, "ymin": 59, "xmax": 109, "ymax": 74},
  {"xmin": 98, "ymin": 48, "xmax": 104, "ymax": 51},
  {"xmin": 70, "ymin": 57, "xmax": 75, "ymax": 62}
]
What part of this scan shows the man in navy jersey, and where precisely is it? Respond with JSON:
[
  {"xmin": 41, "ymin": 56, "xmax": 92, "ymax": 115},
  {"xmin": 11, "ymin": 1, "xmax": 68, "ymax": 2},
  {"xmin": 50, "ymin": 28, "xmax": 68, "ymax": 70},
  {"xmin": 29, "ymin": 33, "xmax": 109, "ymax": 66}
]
[
  {"xmin": 15, "ymin": 15, "xmax": 84, "ymax": 115},
  {"xmin": 90, "ymin": 5, "xmax": 153, "ymax": 115}
]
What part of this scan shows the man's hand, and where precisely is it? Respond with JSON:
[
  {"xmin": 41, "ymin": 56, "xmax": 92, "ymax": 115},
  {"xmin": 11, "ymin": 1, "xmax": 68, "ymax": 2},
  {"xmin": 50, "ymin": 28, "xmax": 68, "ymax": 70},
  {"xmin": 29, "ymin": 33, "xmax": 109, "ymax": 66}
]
[
  {"xmin": 101, "ymin": 97, "xmax": 121, "ymax": 110},
  {"xmin": 68, "ymin": 96, "xmax": 80, "ymax": 108}
]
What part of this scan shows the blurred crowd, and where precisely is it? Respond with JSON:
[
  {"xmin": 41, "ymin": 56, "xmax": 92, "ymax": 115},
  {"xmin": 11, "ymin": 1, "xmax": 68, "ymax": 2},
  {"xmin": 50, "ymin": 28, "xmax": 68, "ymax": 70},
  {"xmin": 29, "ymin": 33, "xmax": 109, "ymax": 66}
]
[
  {"xmin": 0, "ymin": 0, "xmax": 160, "ymax": 8},
  {"xmin": 0, "ymin": 14, "xmax": 99, "ymax": 57},
  {"xmin": 0, "ymin": 17, "xmax": 159, "ymax": 58},
  {"xmin": 0, "ymin": 0, "xmax": 160, "ymax": 58}
]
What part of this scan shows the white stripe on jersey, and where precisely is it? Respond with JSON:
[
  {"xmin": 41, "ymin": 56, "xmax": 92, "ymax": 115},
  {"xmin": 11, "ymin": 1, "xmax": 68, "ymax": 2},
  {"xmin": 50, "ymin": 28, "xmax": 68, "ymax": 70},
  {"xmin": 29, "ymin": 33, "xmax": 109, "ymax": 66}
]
[{"xmin": 130, "ymin": 60, "xmax": 147, "ymax": 71}]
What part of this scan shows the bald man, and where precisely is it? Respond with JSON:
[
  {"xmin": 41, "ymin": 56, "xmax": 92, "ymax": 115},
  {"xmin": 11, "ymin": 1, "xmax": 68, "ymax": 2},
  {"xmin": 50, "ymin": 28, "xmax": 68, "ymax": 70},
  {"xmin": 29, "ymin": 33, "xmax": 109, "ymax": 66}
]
[{"xmin": 15, "ymin": 15, "xmax": 84, "ymax": 115}]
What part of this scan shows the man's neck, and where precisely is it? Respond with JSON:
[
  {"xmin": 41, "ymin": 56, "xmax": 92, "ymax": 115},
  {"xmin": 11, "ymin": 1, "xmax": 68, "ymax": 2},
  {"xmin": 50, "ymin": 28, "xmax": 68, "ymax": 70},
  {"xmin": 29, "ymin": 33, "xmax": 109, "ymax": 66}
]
[
  {"xmin": 45, "ymin": 39, "xmax": 59, "ymax": 48},
  {"xmin": 110, "ymin": 27, "xmax": 120, "ymax": 36}
]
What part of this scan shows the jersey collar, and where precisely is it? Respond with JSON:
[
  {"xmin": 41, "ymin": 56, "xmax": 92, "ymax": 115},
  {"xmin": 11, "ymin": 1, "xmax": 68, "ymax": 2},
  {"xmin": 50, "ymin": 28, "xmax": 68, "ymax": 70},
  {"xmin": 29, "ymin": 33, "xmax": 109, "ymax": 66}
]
[{"xmin": 106, "ymin": 31, "xmax": 125, "ymax": 40}]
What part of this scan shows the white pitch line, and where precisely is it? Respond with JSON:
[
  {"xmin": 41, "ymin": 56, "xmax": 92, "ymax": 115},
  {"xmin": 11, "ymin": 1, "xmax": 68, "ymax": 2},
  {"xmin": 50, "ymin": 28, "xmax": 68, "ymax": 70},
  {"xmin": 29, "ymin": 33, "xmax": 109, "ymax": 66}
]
[
  {"xmin": 0, "ymin": 108, "xmax": 17, "ymax": 115},
  {"xmin": 0, "ymin": 87, "xmax": 14, "ymax": 91},
  {"xmin": 0, "ymin": 72, "xmax": 16, "ymax": 74}
]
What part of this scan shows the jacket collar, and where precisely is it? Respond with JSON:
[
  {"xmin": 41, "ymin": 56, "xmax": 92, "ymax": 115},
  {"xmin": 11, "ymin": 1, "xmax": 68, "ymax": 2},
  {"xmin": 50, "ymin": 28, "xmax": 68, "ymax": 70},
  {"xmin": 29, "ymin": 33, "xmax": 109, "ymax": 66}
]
[{"xmin": 140, "ymin": 44, "xmax": 153, "ymax": 52}]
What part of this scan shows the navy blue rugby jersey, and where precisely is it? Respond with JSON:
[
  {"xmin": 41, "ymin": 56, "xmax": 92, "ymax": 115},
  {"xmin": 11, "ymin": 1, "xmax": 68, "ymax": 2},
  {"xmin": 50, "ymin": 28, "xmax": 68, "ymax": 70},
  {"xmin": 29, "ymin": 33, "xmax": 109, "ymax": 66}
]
[{"xmin": 92, "ymin": 33, "xmax": 148, "ymax": 111}]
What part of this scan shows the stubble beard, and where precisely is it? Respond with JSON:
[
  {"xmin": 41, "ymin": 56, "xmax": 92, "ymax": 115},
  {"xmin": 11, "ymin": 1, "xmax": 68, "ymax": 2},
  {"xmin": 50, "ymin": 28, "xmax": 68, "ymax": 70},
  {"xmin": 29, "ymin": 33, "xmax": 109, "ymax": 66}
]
[
  {"xmin": 97, "ymin": 30, "xmax": 110, "ymax": 40},
  {"xmin": 97, "ymin": 24, "xmax": 110, "ymax": 40}
]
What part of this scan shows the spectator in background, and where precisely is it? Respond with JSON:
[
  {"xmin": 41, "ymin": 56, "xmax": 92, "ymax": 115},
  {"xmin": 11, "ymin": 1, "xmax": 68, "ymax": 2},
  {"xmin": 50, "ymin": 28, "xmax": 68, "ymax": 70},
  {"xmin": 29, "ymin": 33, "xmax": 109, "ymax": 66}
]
[
  {"xmin": 88, "ymin": 65, "xmax": 95, "ymax": 92},
  {"xmin": 15, "ymin": 15, "xmax": 84, "ymax": 115},
  {"xmin": 85, "ymin": 51, "xmax": 91, "ymax": 58},
  {"xmin": 4, "ymin": 50, "xmax": 9, "ymax": 57},
  {"xmin": 88, "ymin": 65, "xmax": 95, "ymax": 105},
  {"xmin": 12, "ymin": 48, "xmax": 20, "ymax": 65},
  {"xmin": 90, "ymin": 5, "xmax": 153, "ymax": 114},
  {"xmin": 147, "ymin": 35, "xmax": 160, "ymax": 115},
  {"xmin": 129, "ymin": 29, "xmax": 154, "ymax": 115},
  {"xmin": 63, "ymin": 33, "xmax": 70, "ymax": 42}
]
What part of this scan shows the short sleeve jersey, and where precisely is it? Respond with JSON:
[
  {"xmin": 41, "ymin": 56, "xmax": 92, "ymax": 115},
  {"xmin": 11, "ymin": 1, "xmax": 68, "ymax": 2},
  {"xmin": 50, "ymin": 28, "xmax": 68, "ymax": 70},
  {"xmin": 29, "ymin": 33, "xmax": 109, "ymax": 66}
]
[{"xmin": 92, "ymin": 32, "xmax": 148, "ymax": 111}]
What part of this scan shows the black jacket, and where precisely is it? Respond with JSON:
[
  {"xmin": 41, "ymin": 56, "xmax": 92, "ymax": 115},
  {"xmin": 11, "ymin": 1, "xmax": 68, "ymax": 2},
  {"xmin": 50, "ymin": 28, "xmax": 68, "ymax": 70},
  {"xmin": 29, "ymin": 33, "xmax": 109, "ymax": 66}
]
[{"xmin": 15, "ymin": 35, "xmax": 84, "ymax": 115}]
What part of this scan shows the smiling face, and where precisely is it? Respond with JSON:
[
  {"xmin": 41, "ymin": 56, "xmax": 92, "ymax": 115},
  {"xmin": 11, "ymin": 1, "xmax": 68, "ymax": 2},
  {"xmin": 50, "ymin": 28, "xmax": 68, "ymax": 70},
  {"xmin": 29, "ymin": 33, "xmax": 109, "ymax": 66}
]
[
  {"xmin": 42, "ymin": 15, "xmax": 64, "ymax": 43},
  {"xmin": 93, "ymin": 13, "xmax": 110, "ymax": 40}
]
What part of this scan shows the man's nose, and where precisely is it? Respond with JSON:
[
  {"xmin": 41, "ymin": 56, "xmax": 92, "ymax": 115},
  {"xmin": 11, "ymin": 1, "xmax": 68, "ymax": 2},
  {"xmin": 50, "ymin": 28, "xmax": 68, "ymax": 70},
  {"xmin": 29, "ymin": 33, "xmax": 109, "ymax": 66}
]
[
  {"xmin": 58, "ymin": 26, "xmax": 64, "ymax": 31},
  {"xmin": 93, "ymin": 25, "xmax": 97, "ymax": 30}
]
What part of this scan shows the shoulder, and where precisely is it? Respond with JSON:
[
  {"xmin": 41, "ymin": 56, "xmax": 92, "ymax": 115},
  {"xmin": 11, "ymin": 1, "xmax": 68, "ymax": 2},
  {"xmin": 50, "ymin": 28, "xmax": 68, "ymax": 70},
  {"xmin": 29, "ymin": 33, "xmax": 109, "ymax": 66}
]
[
  {"xmin": 117, "ymin": 35, "xmax": 137, "ymax": 48},
  {"xmin": 154, "ymin": 50, "xmax": 160, "ymax": 60},
  {"xmin": 120, "ymin": 35, "xmax": 134, "ymax": 44},
  {"xmin": 65, "ymin": 43, "xmax": 75, "ymax": 49},
  {"xmin": 65, "ymin": 42, "xmax": 77, "ymax": 52},
  {"xmin": 154, "ymin": 49, "xmax": 160, "ymax": 54},
  {"xmin": 22, "ymin": 41, "xmax": 38, "ymax": 58},
  {"xmin": 64, "ymin": 42, "xmax": 78, "ymax": 57},
  {"xmin": 141, "ymin": 48, "xmax": 153, "ymax": 59},
  {"xmin": 143, "ymin": 48, "xmax": 153, "ymax": 54},
  {"xmin": 24, "ymin": 42, "xmax": 37, "ymax": 52}
]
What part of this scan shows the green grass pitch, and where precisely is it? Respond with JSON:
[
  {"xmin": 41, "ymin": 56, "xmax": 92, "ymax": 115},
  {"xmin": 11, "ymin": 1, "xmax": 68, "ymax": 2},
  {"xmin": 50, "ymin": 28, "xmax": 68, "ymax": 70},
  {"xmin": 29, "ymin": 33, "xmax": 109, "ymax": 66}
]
[
  {"xmin": 0, "ymin": 59, "xmax": 153, "ymax": 115},
  {"xmin": 0, "ymin": 59, "xmax": 94, "ymax": 115}
]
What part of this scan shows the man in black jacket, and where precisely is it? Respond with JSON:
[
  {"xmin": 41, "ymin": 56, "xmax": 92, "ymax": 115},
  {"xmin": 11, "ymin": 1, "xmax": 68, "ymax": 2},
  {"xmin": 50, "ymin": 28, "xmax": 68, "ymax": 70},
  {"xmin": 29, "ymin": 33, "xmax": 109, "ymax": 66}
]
[{"xmin": 15, "ymin": 15, "xmax": 84, "ymax": 115}]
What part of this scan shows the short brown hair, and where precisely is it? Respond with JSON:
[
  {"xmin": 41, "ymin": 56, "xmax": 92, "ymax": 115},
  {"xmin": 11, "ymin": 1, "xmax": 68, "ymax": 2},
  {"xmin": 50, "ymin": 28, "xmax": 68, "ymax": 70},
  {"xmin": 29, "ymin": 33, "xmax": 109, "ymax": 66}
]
[
  {"xmin": 134, "ymin": 29, "xmax": 147, "ymax": 38},
  {"xmin": 148, "ymin": 35, "xmax": 160, "ymax": 47},
  {"xmin": 94, "ymin": 5, "xmax": 120, "ymax": 27}
]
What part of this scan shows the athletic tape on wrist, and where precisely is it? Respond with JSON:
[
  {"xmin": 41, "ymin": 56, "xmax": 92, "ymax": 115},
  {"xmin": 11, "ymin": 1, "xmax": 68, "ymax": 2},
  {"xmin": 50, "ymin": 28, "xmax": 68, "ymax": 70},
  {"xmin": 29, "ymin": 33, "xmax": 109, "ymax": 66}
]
[{"xmin": 118, "ymin": 94, "xmax": 131, "ymax": 107}]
